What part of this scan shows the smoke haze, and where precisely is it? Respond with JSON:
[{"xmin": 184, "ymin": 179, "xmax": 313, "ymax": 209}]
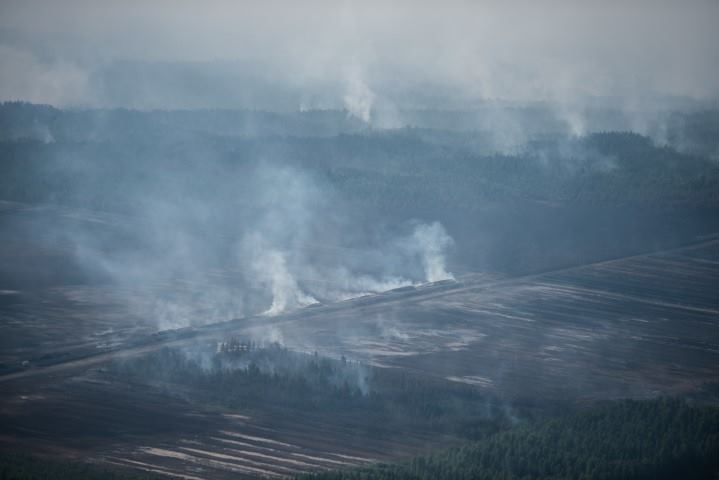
[
  {"xmin": 2, "ymin": 4, "xmax": 719, "ymax": 479},
  {"xmin": 0, "ymin": 0, "xmax": 717, "ymax": 112},
  {"xmin": 50, "ymin": 158, "xmax": 457, "ymax": 328}
]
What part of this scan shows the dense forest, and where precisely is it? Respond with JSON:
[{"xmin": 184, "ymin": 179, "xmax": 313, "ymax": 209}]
[
  {"xmin": 299, "ymin": 398, "xmax": 719, "ymax": 480},
  {"xmin": 1, "ymin": 103, "xmax": 718, "ymax": 211}
]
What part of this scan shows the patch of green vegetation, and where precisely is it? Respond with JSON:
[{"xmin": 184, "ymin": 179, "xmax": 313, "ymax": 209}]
[{"xmin": 299, "ymin": 398, "xmax": 719, "ymax": 480}]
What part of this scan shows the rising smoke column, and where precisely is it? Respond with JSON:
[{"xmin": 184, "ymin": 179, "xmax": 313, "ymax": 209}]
[
  {"xmin": 411, "ymin": 222, "xmax": 455, "ymax": 282},
  {"xmin": 244, "ymin": 221, "xmax": 455, "ymax": 316},
  {"xmin": 245, "ymin": 234, "xmax": 317, "ymax": 316},
  {"xmin": 260, "ymin": 249, "xmax": 317, "ymax": 315},
  {"xmin": 343, "ymin": 64, "xmax": 375, "ymax": 123}
]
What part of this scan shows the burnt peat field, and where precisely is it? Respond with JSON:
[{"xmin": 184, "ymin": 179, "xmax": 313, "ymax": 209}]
[{"xmin": 2, "ymin": 232, "xmax": 719, "ymax": 478}]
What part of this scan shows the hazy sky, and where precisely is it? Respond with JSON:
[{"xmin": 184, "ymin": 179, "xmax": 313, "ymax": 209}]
[{"xmin": 0, "ymin": 0, "xmax": 717, "ymax": 109}]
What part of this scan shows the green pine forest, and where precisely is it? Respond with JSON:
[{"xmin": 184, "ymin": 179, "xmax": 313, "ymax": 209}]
[{"xmin": 300, "ymin": 398, "xmax": 719, "ymax": 480}]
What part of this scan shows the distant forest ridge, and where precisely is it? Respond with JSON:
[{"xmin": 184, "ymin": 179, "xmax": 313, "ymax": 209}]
[
  {"xmin": 1, "ymin": 103, "xmax": 718, "ymax": 211},
  {"xmin": 1, "ymin": 101, "xmax": 718, "ymax": 157}
]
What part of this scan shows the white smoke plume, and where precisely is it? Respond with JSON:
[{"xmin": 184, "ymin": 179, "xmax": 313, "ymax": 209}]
[
  {"xmin": 411, "ymin": 222, "xmax": 455, "ymax": 282},
  {"xmin": 301, "ymin": 266, "xmax": 414, "ymax": 302},
  {"xmin": 246, "ymin": 235, "xmax": 318, "ymax": 316},
  {"xmin": 343, "ymin": 64, "xmax": 375, "ymax": 123},
  {"xmin": 243, "ymin": 221, "xmax": 455, "ymax": 317},
  {"xmin": 60, "ymin": 156, "xmax": 458, "ymax": 329},
  {"xmin": 0, "ymin": 45, "xmax": 90, "ymax": 107}
]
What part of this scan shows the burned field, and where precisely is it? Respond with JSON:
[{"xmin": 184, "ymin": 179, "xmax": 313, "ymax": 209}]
[
  {"xmin": 1, "ymin": 371, "xmax": 430, "ymax": 479},
  {"xmin": 1, "ymin": 235, "xmax": 719, "ymax": 478},
  {"xmin": 0, "ymin": 340, "xmax": 503, "ymax": 479},
  {"xmin": 264, "ymin": 239, "xmax": 719, "ymax": 404}
]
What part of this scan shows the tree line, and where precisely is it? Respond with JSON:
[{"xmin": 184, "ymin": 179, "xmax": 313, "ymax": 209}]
[{"xmin": 299, "ymin": 398, "xmax": 719, "ymax": 480}]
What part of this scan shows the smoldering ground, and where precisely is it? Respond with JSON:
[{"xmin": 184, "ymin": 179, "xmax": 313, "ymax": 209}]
[
  {"xmin": 40, "ymin": 155, "xmax": 456, "ymax": 330},
  {"xmin": 5, "ymin": 104, "xmax": 718, "ymax": 337}
]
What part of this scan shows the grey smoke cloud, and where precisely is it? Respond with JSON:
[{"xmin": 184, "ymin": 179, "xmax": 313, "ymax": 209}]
[
  {"xmin": 411, "ymin": 222, "xmax": 455, "ymax": 283},
  {"xmin": 246, "ymin": 235, "xmax": 319, "ymax": 316},
  {"xmin": 0, "ymin": 45, "xmax": 90, "ymax": 106},
  {"xmin": 61, "ymin": 157, "xmax": 455, "ymax": 327},
  {"xmin": 0, "ymin": 0, "xmax": 717, "ymax": 110}
]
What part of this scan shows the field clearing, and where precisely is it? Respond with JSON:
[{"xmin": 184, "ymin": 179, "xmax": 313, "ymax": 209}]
[
  {"xmin": 2, "ymin": 201, "xmax": 719, "ymax": 478},
  {"xmin": 1, "ymin": 368, "xmax": 442, "ymax": 479},
  {"xmin": 268, "ymin": 241, "xmax": 719, "ymax": 403}
]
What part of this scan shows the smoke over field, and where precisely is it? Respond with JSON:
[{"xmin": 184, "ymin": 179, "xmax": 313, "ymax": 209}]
[
  {"xmin": 24, "ymin": 154, "xmax": 458, "ymax": 327},
  {"xmin": 1, "ymin": 2, "xmax": 719, "ymax": 480}
]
